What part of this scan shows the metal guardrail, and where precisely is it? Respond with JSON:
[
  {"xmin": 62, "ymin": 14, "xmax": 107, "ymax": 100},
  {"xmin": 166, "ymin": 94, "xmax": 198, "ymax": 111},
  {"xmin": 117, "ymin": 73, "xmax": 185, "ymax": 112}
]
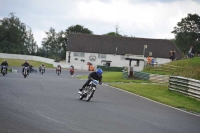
[
  {"xmin": 134, "ymin": 71, "xmax": 150, "ymax": 80},
  {"xmin": 169, "ymin": 76, "xmax": 200, "ymax": 99}
]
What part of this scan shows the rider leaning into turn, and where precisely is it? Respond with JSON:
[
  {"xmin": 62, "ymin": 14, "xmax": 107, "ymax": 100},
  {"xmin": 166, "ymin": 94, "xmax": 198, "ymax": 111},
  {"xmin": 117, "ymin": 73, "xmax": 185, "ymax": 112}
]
[
  {"xmin": 1, "ymin": 60, "xmax": 8, "ymax": 74},
  {"xmin": 39, "ymin": 63, "xmax": 45, "ymax": 73},
  {"xmin": 22, "ymin": 60, "xmax": 30, "ymax": 75},
  {"xmin": 79, "ymin": 68, "xmax": 103, "ymax": 93}
]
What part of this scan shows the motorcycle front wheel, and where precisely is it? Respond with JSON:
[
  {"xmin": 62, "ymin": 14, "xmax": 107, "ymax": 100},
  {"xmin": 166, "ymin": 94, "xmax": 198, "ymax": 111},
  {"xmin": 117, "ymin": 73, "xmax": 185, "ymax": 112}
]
[{"xmin": 86, "ymin": 89, "xmax": 95, "ymax": 102}]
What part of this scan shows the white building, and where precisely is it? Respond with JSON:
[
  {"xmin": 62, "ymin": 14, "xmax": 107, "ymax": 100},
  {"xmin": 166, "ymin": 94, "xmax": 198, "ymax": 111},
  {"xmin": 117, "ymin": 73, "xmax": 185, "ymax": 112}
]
[{"xmin": 66, "ymin": 34, "xmax": 183, "ymax": 71}]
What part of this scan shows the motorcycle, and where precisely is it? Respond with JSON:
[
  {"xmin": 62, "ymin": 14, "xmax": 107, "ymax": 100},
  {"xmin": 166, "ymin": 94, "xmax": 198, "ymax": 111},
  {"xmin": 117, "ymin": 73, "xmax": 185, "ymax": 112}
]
[
  {"xmin": 70, "ymin": 68, "xmax": 74, "ymax": 76},
  {"xmin": 2, "ymin": 65, "xmax": 7, "ymax": 76},
  {"xmin": 79, "ymin": 79, "xmax": 99, "ymax": 101},
  {"xmin": 23, "ymin": 67, "xmax": 28, "ymax": 78},
  {"xmin": 40, "ymin": 66, "xmax": 45, "ymax": 74},
  {"xmin": 56, "ymin": 67, "xmax": 61, "ymax": 76}
]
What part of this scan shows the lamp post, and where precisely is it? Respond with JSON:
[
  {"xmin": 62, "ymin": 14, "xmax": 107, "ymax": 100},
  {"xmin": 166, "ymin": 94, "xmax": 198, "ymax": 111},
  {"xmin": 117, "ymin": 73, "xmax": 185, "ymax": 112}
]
[
  {"xmin": 46, "ymin": 46, "xmax": 50, "ymax": 58},
  {"xmin": 62, "ymin": 33, "xmax": 68, "ymax": 62}
]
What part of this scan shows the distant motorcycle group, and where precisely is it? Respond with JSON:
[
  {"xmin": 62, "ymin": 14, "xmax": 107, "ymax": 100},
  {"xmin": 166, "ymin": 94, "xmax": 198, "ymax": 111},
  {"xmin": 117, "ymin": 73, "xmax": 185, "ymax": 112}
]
[
  {"xmin": 21, "ymin": 60, "xmax": 64, "ymax": 78},
  {"xmin": 1, "ymin": 60, "xmax": 74, "ymax": 78}
]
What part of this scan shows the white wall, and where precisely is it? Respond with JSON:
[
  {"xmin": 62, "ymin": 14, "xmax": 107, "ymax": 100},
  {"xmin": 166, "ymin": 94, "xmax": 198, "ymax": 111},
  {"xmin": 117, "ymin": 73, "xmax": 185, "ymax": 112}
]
[
  {"xmin": 0, "ymin": 53, "xmax": 70, "ymax": 68},
  {"xmin": 0, "ymin": 53, "xmax": 54, "ymax": 64},
  {"xmin": 66, "ymin": 51, "xmax": 171, "ymax": 71},
  {"xmin": 66, "ymin": 51, "xmax": 149, "ymax": 71}
]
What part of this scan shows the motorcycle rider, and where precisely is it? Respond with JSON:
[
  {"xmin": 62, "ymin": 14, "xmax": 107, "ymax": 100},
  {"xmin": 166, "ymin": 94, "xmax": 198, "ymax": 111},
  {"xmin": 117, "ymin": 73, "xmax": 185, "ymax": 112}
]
[
  {"xmin": 39, "ymin": 63, "xmax": 45, "ymax": 73},
  {"xmin": 70, "ymin": 65, "xmax": 74, "ymax": 76},
  {"xmin": 1, "ymin": 60, "xmax": 8, "ymax": 74},
  {"xmin": 22, "ymin": 60, "xmax": 30, "ymax": 75},
  {"xmin": 56, "ymin": 64, "xmax": 61, "ymax": 74},
  {"xmin": 79, "ymin": 68, "xmax": 103, "ymax": 93}
]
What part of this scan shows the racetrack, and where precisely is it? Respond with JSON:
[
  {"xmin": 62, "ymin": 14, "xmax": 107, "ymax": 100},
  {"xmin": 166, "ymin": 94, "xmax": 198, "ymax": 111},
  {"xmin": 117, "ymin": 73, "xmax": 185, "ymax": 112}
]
[{"xmin": 0, "ymin": 69, "xmax": 200, "ymax": 133}]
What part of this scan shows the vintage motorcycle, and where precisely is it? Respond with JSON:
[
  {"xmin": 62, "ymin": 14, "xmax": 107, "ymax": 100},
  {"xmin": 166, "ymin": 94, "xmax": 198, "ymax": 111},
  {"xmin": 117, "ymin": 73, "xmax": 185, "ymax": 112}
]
[
  {"xmin": 70, "ymin": 68, "xmax": 74, "ymax": 76},
  {"xmin": 23, "ymin": 67, "xmax": 28, "ymax": 78},
  {"xmin": 40, "ymin": 66, "xmax": 45, "ymax": 74},
  {"xmin": 79, "ymin": 79, "xmax": 99, "ymax": 101},
  {"xmin": 56, "ymin": 67, "xmax": 61, "ymax": 76},
  {"xmin": 1, "ymin": 65, "xmax": 7, "ymax": 76}
]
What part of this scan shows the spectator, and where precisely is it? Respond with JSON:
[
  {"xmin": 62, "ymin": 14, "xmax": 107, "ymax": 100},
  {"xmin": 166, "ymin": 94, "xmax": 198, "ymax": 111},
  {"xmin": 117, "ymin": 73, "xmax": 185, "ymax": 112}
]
[
  {"xmin": 169, "ymin": 51, "xmax": 173, "ymax": 61},
  {"xmin": 188, "ymin": 45, "xmax": 195, "ymax": 58},
  {"xmin": 151, "ymin": 58, "xmax": 155, "ymax": 66},
  {"xmin": 147, "ymin": 56, "xmax": 151, "ymax": 66},
  {"xmin": 172, "ymin": 50, "xmax": 176, "ymax": 61}
]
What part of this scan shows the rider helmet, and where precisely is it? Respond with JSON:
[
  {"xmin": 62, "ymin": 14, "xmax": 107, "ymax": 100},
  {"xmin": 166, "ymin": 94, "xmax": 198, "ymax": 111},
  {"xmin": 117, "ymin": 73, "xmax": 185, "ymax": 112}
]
[
  {"xmin": 96, "ymin": 68, "xmax": 103, "ymax": 77},
  {"xmin": 25, "ymin": 60, "xmax": 28, "ymax": 63}
]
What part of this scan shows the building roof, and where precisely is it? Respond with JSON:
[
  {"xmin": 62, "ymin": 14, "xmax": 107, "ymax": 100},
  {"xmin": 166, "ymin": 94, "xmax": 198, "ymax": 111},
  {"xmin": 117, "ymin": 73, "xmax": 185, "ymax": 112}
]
[{"xmin": 67, "ymin": 33, "xmax": 183, "ymax": 59}]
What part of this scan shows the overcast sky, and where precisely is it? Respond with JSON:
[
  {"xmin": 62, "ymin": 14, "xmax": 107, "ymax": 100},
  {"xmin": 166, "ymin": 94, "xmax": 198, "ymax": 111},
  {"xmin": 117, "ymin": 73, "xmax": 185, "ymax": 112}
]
[{"xmin": 1, "ymin": 0, "xmax": 200, "ymax": 47}]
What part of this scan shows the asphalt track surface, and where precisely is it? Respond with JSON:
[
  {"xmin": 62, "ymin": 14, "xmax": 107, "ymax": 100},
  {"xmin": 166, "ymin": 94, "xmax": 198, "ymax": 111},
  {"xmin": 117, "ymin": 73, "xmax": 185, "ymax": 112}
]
[{"xmin": 0, "ymin": 68, "xmax": 200, "ymax": 133}]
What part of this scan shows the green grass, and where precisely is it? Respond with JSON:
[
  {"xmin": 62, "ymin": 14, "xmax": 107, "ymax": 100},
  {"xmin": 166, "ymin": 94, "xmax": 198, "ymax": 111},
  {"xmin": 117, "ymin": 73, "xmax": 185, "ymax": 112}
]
[
  {"xmin": 170, "ymin": 57, "xmax": 200, "ymax": 67},
  {"xmin": 77, "ymin": 71, "xmax": 150, "ymax": 83},
  {"xmin": 110, "ymin": 83, "xmax": 200, "ymax": 113},
  {"xmin": 143, "ymin": 57, "xmax": 200, "ymax": 80},
  {"xmin": 0, "ymin": 58, "xmax": 54, "ymax": 68},
  {"xmin": 142, "ymin": 68, "xmax": 171, "ymax": 75}
]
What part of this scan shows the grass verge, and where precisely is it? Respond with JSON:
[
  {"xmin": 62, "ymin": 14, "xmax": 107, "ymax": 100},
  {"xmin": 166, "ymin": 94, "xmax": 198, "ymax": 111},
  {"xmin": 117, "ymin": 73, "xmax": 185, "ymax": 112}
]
[
  {"xmin": 0, "ymin": 58, "xmax": 54, "ymax": 68},
  {"xmin": 110, "ymin": 83, "xmax": 200, "ymax": 113},
  {"xmin": 77, "ymin": 71, "xmax": 150, "ymax": 83},
  {"xmin": 143, "ymin": 57, "xmax": 200, "ymax": 80}
]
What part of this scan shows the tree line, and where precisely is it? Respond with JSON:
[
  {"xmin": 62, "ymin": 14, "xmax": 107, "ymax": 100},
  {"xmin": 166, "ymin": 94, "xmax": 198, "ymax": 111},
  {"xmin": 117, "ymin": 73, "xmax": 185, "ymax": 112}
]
[
  {"xmin": 0, "ymin": 13, "xmax": 200, "ymax": 61},
  {"xmin": 0, "ymin": 13, "xmax": 36, "ymax": 55}
]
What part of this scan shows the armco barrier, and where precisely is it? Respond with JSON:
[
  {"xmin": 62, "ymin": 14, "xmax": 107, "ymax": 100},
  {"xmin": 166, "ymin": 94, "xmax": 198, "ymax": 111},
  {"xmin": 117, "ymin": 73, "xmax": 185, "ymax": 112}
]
[
  {"xmin": 134, "ymin": 71, "xmax": 150, "ymax": 80},
  {"xmin": 169, "ymin": 76, "xmax": 200, "ymax": 99},
  {"xmin": 150, "ymin": 74, "xmax": 169, "ymax": 83},
  {"xmin": 97, "ymin": 65, "xmax": 124, "ymax": 72}
]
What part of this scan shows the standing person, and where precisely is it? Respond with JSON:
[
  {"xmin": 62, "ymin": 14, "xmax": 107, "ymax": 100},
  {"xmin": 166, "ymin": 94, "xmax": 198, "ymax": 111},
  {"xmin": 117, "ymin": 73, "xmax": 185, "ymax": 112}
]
[
  {"xmin": 1, "ymin": 60, "xmax": 8, "ymax": 74},
  {"xmin": 151, "ymin": 58, "xmax": 155, "ymax": 66},
  {"xmin": 79, "ymin": 68, "xmax": 103, "ymax": 93},
  {"xmin": 147, "ymin": 56, "xmax": 151, "ymax": 66},
  {"xmin": 172, "ymin": 50, "xmax": 176, "ymax": 61},
  {"xmin": 169, "ymin": 51, "xmax": 173, "ymax": 61},
  {"xmin": 22, "ymin": 60, "xmax": 30, "ymax": 75},
  {"xmin": 188, "ymin": 45, "xmax": 195, "ymax": 58}
]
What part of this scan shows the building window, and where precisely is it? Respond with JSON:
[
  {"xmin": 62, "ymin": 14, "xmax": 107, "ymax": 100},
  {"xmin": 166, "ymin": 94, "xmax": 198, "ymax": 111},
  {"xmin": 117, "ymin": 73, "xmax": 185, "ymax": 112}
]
[
  {"xmin": 73, "ymin": 52, "xmax": 85, "ymax": 57},
  {"xmin": 98, "ymin": 54, "xmax": 106, "ymax": 59},
  {"xmin": 79, "ymin": 52, "xmax": 85, "ymax": 57},
  {"xmin": 73, "ymin": 52, "xmax": 79, "ymax": 57}
]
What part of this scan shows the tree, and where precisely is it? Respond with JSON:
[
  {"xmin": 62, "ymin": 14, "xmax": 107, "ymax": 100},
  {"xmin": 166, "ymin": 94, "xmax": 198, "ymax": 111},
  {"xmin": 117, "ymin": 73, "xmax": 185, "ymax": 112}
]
[
  {"xmin": 103, "ymin": 32, "xmax": 122, "ymax": 36},
  {"xmin": 0, "ymin": 13, "xmax": 37, "ymax": 54},
  {"xmin": 103, "ymin": 24, "xmax": 122, "ymax": 36},
  {"xmin": 57, "ymin": 30, "xmax": 68, "ymax": 60},
  {"xmin": 172, "ymin": 13, "xmax": 200, "ymax": 54},
  {"xmin": 42, "ymin": 27, "xmax": 62, "ymax": 60},
  {"xmin": 66, "ymin": 24, "xmax": 93, "ymax": 34},
  {"xmin": 25, "ymin": 27, "xmax": 37, "ymax": 54}
]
